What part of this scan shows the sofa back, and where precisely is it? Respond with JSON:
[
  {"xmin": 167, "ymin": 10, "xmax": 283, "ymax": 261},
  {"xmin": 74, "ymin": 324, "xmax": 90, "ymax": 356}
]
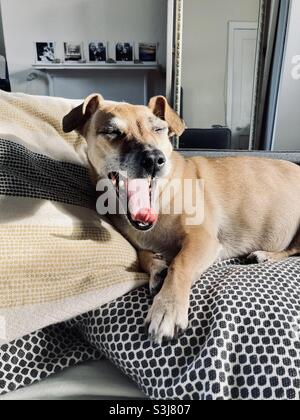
[{"xmin": 179, "ymin": 149, "xmax": 300, "ymax": 165}]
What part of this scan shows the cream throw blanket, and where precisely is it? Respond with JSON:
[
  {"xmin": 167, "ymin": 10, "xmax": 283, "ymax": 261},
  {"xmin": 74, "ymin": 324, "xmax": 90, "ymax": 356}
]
[{"xmin": 0, "ymin": 91, "xmax": 148, "ymax": 345}]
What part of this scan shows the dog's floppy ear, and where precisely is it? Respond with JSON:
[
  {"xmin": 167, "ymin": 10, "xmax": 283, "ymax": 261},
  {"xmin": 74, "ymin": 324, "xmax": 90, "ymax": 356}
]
[
  {"xmin": 148, "ymin": 96, "xmax": 186, "ymax": 137},
  {"xmin": 63, "ymin": 93, "xmax": 103, "ymax": 133}
]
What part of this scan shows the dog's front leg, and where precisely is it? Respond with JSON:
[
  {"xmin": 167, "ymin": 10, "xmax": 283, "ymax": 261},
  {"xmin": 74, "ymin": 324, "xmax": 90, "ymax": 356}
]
[{"xmin": 146, "ymin": 228, "xmax": 221, "ymax": 344}]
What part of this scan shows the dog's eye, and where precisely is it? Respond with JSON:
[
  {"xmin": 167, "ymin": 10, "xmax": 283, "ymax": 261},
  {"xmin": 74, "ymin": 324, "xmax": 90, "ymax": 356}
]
[
  {"xmin": 97, "ymin": 129, "xmax": 122, "ymax": 138},
  {"xmin": 154, "ymin": 127, "xmax": 167, "ymax": 134}
]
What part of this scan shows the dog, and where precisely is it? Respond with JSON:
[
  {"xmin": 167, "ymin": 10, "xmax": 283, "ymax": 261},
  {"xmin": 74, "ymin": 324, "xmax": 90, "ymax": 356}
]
[{"xmin": 63, "ymin": 93, "xmax": 300, "ymax": 344}]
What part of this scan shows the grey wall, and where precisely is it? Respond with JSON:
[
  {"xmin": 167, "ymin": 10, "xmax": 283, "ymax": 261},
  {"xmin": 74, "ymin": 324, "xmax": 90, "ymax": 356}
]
[
  {"xmin": 272, "ymin": 0, "xmax": 300, "ymax": 151},
  {"xmin": 0, "ymin": 0, "xmax": 167, "ymax": 102},
  {"xmin": 0, "ymin": 3, "xmax": 6, "ymax": 56},
  {"xmin": 181, "ymin": 0, "xmax": 260, "ymax": 128}
]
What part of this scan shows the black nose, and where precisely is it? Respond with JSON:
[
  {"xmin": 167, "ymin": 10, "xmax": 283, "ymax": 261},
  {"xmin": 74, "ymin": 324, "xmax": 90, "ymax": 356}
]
[{"xmin": 141, "ymin": 150, "xmax": 166, "ymax": 177}]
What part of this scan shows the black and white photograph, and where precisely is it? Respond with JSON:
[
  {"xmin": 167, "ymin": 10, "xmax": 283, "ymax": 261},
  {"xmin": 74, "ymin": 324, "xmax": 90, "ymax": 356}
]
[
  {"xmin": 88, "ymin": 42, "xmax": 107, "ymax": 62},
  {"xmin": 35, "ymin": 42, "xmax": 55, "ymax": 63},
  {"xmin": 138, "ymin": 43, "xmax": 158, "ymax": 63},
  {"xmin": 63, "ymin": 42, "xmax": 83, "ymax": 62},
  {"xmin": 115, "ymin": 42, "xmax": 134, "ymax": 62}
]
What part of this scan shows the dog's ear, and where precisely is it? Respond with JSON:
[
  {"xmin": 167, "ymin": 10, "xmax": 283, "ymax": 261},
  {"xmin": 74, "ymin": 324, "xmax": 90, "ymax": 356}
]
[
  {"xmin": 63, "ymin": 93, "xmax": 104, "ymax": 133},
  {"xmin": 148, "ymin": 96, "xmax": 186, "ymax": 137}
]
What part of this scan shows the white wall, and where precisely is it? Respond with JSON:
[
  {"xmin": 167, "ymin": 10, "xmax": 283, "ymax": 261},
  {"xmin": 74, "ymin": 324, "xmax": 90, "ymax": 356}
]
[
  {"xmin": 182, "ymin": 0, "xmax": 259, "ymax": 128},
  {"xmin": 0, "ymin": 0, "xmax": 167, "ymax": 102}
]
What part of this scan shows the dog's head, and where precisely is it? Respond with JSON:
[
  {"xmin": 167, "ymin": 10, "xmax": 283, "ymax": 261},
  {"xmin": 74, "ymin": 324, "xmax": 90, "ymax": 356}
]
[{"xmin": 63, "ymin": 93, "xmax": 185, "ymax": 231}]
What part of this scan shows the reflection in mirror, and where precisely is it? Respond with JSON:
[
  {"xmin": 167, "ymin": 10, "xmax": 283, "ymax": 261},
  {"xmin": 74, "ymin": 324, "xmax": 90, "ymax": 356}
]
[{"xmin": 177, "ymin": 0, "xmax": 260, "ymax": 150}]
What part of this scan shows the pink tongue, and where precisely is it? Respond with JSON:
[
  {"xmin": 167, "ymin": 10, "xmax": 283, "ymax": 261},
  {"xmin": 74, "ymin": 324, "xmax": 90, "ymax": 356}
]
[{"xmin": 127, "ymin": 179, "xmax": 158, "ymax": 224}]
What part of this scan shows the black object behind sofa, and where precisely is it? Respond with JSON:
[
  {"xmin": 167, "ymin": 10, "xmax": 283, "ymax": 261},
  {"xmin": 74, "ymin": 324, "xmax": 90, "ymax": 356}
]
[{"xmin": 179, "ymin": 127, "xmax": 232, "ymax": 149}]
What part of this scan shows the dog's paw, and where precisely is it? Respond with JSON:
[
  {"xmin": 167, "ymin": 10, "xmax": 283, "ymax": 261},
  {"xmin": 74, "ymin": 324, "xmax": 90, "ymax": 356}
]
[
  {"xmin": 146, "ymin": 293, "xmax": 189, "ymax": 344},
  {"xmin": 248, "ymin": 251, "xmax": 280, "ymax": 263}
]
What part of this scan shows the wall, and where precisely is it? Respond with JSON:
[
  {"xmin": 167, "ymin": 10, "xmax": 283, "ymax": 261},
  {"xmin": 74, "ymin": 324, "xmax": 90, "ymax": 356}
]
[
  {"xmin": 182, "ymin": 0, "xmax": 260, "ymax": 128},
  {"xmin": 0, "ymin": 0, "xmax": 167, "ymax": 102},
  {"xmin": 272, "ymin": 0, "xmax": 300, "ymax": 151},
  {"xmin": 0, "ymin": 3, "xmax": 5, "ymax": 56}
]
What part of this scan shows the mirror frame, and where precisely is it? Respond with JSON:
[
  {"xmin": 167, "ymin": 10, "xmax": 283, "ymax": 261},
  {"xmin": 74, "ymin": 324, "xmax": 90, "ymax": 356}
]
[{"xmin": 168, "ymin": 0, "xmax": 266, "ymax": 150}]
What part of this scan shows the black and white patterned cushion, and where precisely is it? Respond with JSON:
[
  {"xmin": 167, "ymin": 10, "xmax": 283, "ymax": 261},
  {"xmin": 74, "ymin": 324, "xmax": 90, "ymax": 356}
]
[
  {"xmin": 71, "ymin": 258, "xmax": 300, "ymax": 400},
  {"xmin": 0, "ymin": 323, "xmax": 102, "ymax": 395},
  {"xmin": 1, "ymin": 258, "xmax": 300, "ymax": 400}
]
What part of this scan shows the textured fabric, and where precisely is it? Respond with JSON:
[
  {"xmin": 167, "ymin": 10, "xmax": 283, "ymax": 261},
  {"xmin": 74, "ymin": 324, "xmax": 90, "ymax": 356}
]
[
  {"xmin": 72, "ymin": 258, "xmax": 300, "ymax": 400},
  {"xmin": 0, "ymin": 361, "xmax": 145, "ymax": 400},
  {"xmin": 0, "ymin": 91, "xmax": 148, "ymax": 344},
  {"xmin": 0, "ymin": 138, "xmax": 95, "ymax": 207},
  {"xmin": 1, "ymin": 258, "xmax": 300, "ymax": 400},
  {"xmin": 0, "ymin": 323, "xmax": 102, "ymax": 395}
]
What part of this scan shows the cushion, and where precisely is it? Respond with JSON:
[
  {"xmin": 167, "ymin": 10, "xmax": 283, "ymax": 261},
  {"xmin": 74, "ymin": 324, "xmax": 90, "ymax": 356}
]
[
  {"xmin": 0, "ymin": 90, "xmax": 148, "ymax": 344},
  {"xmin": 1, "ymin": 257, "xmax": 300, "ymax": 400}
]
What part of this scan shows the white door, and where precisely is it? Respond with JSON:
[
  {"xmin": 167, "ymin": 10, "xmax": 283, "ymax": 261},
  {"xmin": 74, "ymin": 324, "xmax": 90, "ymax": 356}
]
[{"xmin": 227, "ymin": 22, "xmax": 258, "ymax": 149}]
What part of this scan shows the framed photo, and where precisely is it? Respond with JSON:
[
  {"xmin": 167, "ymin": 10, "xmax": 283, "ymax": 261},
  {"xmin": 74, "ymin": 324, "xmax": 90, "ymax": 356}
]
[
  {"xmin": 88, "ymin": 42, "xmax": 107, "ymax": 62},
  {"xmin": 63, "ymin": 42, "xmax": 84, "ymax": 62},
  {"xmin": 35, "ymin": 42, "xmax": 56, "ymax": 63},
  {"xmin": 115, "ymin": 42, "xmax": 134, "ymax": 62},
  {"xmin": 138, "ymin": 43, "xmax": 158, "ymax": 63}
]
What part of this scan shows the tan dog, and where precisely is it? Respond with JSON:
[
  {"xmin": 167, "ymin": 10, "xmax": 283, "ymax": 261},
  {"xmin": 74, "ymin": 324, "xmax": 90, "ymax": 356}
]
[{"xmin": 63, "ymin": 93, "xmax": 300, "ymax": 343}]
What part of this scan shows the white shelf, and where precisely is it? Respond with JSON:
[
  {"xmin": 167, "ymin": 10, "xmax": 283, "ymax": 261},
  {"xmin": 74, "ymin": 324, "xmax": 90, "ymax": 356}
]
[{"xmin": 32, "ymin": 63, "xmax": 160, "ymax": 71}]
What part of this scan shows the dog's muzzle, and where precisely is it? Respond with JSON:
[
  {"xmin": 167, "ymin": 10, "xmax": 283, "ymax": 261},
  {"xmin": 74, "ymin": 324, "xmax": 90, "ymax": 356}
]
[{"xmin": 108, "ymin": 149, "xmax": 166, "ymax": 232}]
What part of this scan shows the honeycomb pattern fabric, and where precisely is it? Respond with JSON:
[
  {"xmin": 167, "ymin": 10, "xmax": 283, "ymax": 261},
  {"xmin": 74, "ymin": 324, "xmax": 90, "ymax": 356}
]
[
  {"xmin": 1, "ymin": 258, "xmax": 300, "ymax": 399},
  {"xmin": 70, "ymin": 258, "xmax": 300, "ymax": 400},
  {"xmin": 0, "ymin": 323, "xmax": 102, "ymax": 395}
]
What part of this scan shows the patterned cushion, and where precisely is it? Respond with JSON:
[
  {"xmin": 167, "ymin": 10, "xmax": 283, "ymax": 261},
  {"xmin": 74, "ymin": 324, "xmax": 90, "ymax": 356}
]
[
  {"xmin": 71, "ymin": 258, "xmax": 300, "ymax": 400},
  {"xmin": 2, "ymin": 258, "xmax": 300, "ymax": 400}
]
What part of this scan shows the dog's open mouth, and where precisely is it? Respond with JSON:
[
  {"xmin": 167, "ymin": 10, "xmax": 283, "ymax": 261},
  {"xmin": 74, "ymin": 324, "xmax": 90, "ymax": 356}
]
[{"xmin": 108, "ymin": 172, "xmax": 158, "ymax": 231}]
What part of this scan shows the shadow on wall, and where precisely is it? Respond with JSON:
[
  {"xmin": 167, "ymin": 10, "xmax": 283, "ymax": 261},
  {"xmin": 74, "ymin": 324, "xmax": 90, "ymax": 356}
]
[{"xmin": 9, "ymin": 69, "xmax": 50, "ymax": 95}]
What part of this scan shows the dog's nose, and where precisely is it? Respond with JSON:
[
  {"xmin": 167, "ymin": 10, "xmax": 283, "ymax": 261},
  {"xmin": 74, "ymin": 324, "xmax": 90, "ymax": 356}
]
[{"xmin": 141, "ymin": 150, "xmax": 166, "ymax": 176}]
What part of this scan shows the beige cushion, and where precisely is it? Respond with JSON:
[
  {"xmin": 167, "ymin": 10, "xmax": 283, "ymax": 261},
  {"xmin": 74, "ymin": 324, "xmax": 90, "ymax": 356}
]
[{"xmin": 0, "ymin": 91, "xmax": 148, "ymax": 344}]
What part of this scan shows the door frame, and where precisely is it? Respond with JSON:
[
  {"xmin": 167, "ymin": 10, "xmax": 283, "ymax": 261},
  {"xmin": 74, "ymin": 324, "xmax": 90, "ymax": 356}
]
[{"xmin": 226, "ymin": 21, "xmax": 258, "ymax": 134}]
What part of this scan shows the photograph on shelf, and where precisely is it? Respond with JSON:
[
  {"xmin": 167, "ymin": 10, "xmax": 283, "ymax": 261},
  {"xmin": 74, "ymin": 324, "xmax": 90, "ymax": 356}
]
[
  {"xmin": 115, "ymin": 42, "xmax": 134, "ymax": 62},
  {"xmin": 35, "ymin": 42, "xmax": 56, "ymax": 63},
  {"xmin": 88, "ymin": 42, "xmax": 108, "ymax": 62},
  {"xmin": 138, "ymin": 43, "xmax": 158, "ymax": 63},
  {"xmin": 64, "ymin": 42, "xmax": 84, "ymax": 62}
]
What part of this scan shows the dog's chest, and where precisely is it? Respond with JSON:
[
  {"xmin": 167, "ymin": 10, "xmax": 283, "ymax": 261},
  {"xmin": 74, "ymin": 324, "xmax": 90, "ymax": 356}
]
[{"xmin": 111, "ymin": 215, "xmax": 183, "ymax": 261}]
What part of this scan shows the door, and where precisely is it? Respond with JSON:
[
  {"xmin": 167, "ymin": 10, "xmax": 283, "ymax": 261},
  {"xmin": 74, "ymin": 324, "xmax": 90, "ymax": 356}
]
[{"xmin": 227, "ymin": 22, "xmax": 258, "ymax": 149}]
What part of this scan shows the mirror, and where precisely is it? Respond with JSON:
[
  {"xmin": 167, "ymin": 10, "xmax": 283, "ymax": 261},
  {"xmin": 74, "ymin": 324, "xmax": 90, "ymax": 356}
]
[{"xmin": 174, "ymin": 0, "xmax": 261, "ymax": 150}]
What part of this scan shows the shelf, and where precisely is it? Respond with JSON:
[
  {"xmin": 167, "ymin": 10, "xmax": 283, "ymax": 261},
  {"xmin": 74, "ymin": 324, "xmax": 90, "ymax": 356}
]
[{"xmin": 32, "ymin": 64, "xmax": 160, "ymax": 71}]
